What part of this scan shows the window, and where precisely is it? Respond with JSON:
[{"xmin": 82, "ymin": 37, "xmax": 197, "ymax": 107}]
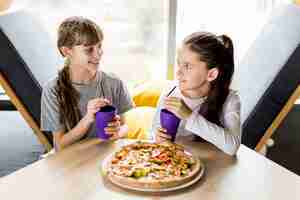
[
  {"xmin": 13, "ymin": 0, "xmax": 169, "ymax": 88},
  {"xmin": 175, "ymin": 0, "xmax": 292, "ymax": 89},
  {"xmin": 176, "ymin": 0, "xmax": 292, "ymax": 63},
  {"xmin": 0, "ymin": 0, "xmax": 293, "ymax": 96}
]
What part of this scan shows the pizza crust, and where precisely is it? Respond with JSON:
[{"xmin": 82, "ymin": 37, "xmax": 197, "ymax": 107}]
[
  {"xmin": 107, "ymin": 157, "xmax": 201, "ymax": 189},
  {"xmin": 104, "ymin": 141, "xmax": 202, "ymax": 190}
]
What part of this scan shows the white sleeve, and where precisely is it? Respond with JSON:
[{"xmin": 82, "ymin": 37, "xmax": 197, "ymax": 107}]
[{"xmin": 185, "ymin": 92, "xmax": 241, "ymax": 155}]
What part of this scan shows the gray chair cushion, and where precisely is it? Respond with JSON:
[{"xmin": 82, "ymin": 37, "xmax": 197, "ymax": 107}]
[
  {"xmin": 0, "ymin": 9, "xmax": 62, "ymax": 86},
  {"xmin": 237, "ymin": 3, "xmax": 300, "ymax": 148}
]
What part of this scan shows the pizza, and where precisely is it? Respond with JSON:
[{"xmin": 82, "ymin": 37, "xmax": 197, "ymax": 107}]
[{"xmin": 104, "ymin": 141, "xmax": 202, "ymax": 190}]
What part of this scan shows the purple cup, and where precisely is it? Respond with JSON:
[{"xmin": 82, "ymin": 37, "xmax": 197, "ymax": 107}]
[
  {"xmin": 160, "ymin": 109, "xmax": 181, "ymax": 142},
  {"xmin": 95, "ymin": 105, "xmax": 116, "ymax": 139}
]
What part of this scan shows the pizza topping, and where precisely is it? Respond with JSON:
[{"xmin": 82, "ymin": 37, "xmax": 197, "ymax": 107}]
[
  {"xmin": 109, "ymin": 142, "xmax": 196, "ymax": 180},
  {"xmin": 132, "ymin": 168, "xmax": 151, "ymax": 178}
]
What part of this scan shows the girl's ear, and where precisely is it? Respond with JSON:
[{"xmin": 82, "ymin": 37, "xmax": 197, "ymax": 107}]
[
  {"xmin": 207, "ymin": 67, "xmax": 219, "ymax": 82},
  {"xmin": 60, "ymin": 46, "xmax": 72, "ymax": 58}
]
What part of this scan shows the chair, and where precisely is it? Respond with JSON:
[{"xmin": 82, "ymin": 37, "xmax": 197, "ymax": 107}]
[
  {"xmin": 238, "ymin": 3, "xmax": 300, "ymax": 151},
  {"xmin": 0, "ymin": 8, "xmax": 62, "ymax": 152}
]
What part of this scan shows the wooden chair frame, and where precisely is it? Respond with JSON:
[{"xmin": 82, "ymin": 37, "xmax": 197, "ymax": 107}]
[{"xmin": 255, "ymin": 85, "xmax": 300, "ymax": 152}]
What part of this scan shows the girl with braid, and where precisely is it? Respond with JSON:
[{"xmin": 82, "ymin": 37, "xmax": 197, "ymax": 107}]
[
  {"xmin": 41, "ymin": 16, "xmax": 133, "ymax": 151},
  {"xmin": 152, "ymin": 32, "xmax": 241, "ymax": 156}
]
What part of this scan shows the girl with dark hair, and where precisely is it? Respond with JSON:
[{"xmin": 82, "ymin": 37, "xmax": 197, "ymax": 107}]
[
  {"xmin": 153, "ymin": 32, "xmax": 241, "ymax": 155},
  {"xmin": 41, "ymin": 16, "xmax": 133, "ymax": 151}
]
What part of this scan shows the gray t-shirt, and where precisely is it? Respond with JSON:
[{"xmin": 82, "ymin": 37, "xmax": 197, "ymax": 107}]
[{"xmin": 40, "ymin": 71, "xmax": 133, "ymax": 138}]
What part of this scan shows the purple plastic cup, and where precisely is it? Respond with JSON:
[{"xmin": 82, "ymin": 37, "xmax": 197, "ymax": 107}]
[
  {"xmin": 160, "ymin": 109, "xmax": 181, "ymax": 142},
  {"xmin": 95, "ymin": 105, "xmax": 116, "ymax": 139}
]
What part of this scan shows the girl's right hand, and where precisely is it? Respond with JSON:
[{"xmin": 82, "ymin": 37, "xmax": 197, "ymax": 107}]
[
  {"xmin": 155, "ymin": 127, "xmax": 172, "ymax": 143},
  {"xmin": 83, "ymin": 98, "xmax": 110, "ymax": 125}
]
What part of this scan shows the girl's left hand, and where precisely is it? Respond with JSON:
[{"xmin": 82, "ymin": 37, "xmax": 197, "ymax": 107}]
[
  {"xmin": 105, "ymin": 115, "xmax": 122, "ymax": 139},
  {"xmin": 164, "ymin": 97, "xmax": 192, "ymax": 120}
]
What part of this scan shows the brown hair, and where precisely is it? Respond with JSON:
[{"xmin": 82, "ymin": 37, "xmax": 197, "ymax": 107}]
[
  {"xmin": 55, "ymin": 16, "xmax": 103, "ymax": 131},
  {"xmin": 183, "ymin": 31, "xmax": 234, "ymax": 127}
]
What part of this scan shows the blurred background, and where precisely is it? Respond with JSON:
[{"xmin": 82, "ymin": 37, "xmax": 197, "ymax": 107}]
[{"xmin": 1, "ymin": 0, "xmax": 298, "ymax": 178}]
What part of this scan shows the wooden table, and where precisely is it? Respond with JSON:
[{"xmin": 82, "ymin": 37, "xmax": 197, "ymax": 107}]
[{"xmin": 1, "ymin": 136, "xmax": 300, "ymax": 200}]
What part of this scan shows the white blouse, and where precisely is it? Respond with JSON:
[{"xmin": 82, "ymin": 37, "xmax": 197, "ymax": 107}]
[{"xmin": 151, "ymin": 82, "xmax": 241, "ymax": 155}]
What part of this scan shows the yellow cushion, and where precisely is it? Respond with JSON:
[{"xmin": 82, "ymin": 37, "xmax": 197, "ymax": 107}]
[
  {"xmin": 131, "ymin": 80, "xmax": 171, "ymax": 107},
  {"xmin": 124, "ymin": 106, "xmax": 156, "ymax": 140}
]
